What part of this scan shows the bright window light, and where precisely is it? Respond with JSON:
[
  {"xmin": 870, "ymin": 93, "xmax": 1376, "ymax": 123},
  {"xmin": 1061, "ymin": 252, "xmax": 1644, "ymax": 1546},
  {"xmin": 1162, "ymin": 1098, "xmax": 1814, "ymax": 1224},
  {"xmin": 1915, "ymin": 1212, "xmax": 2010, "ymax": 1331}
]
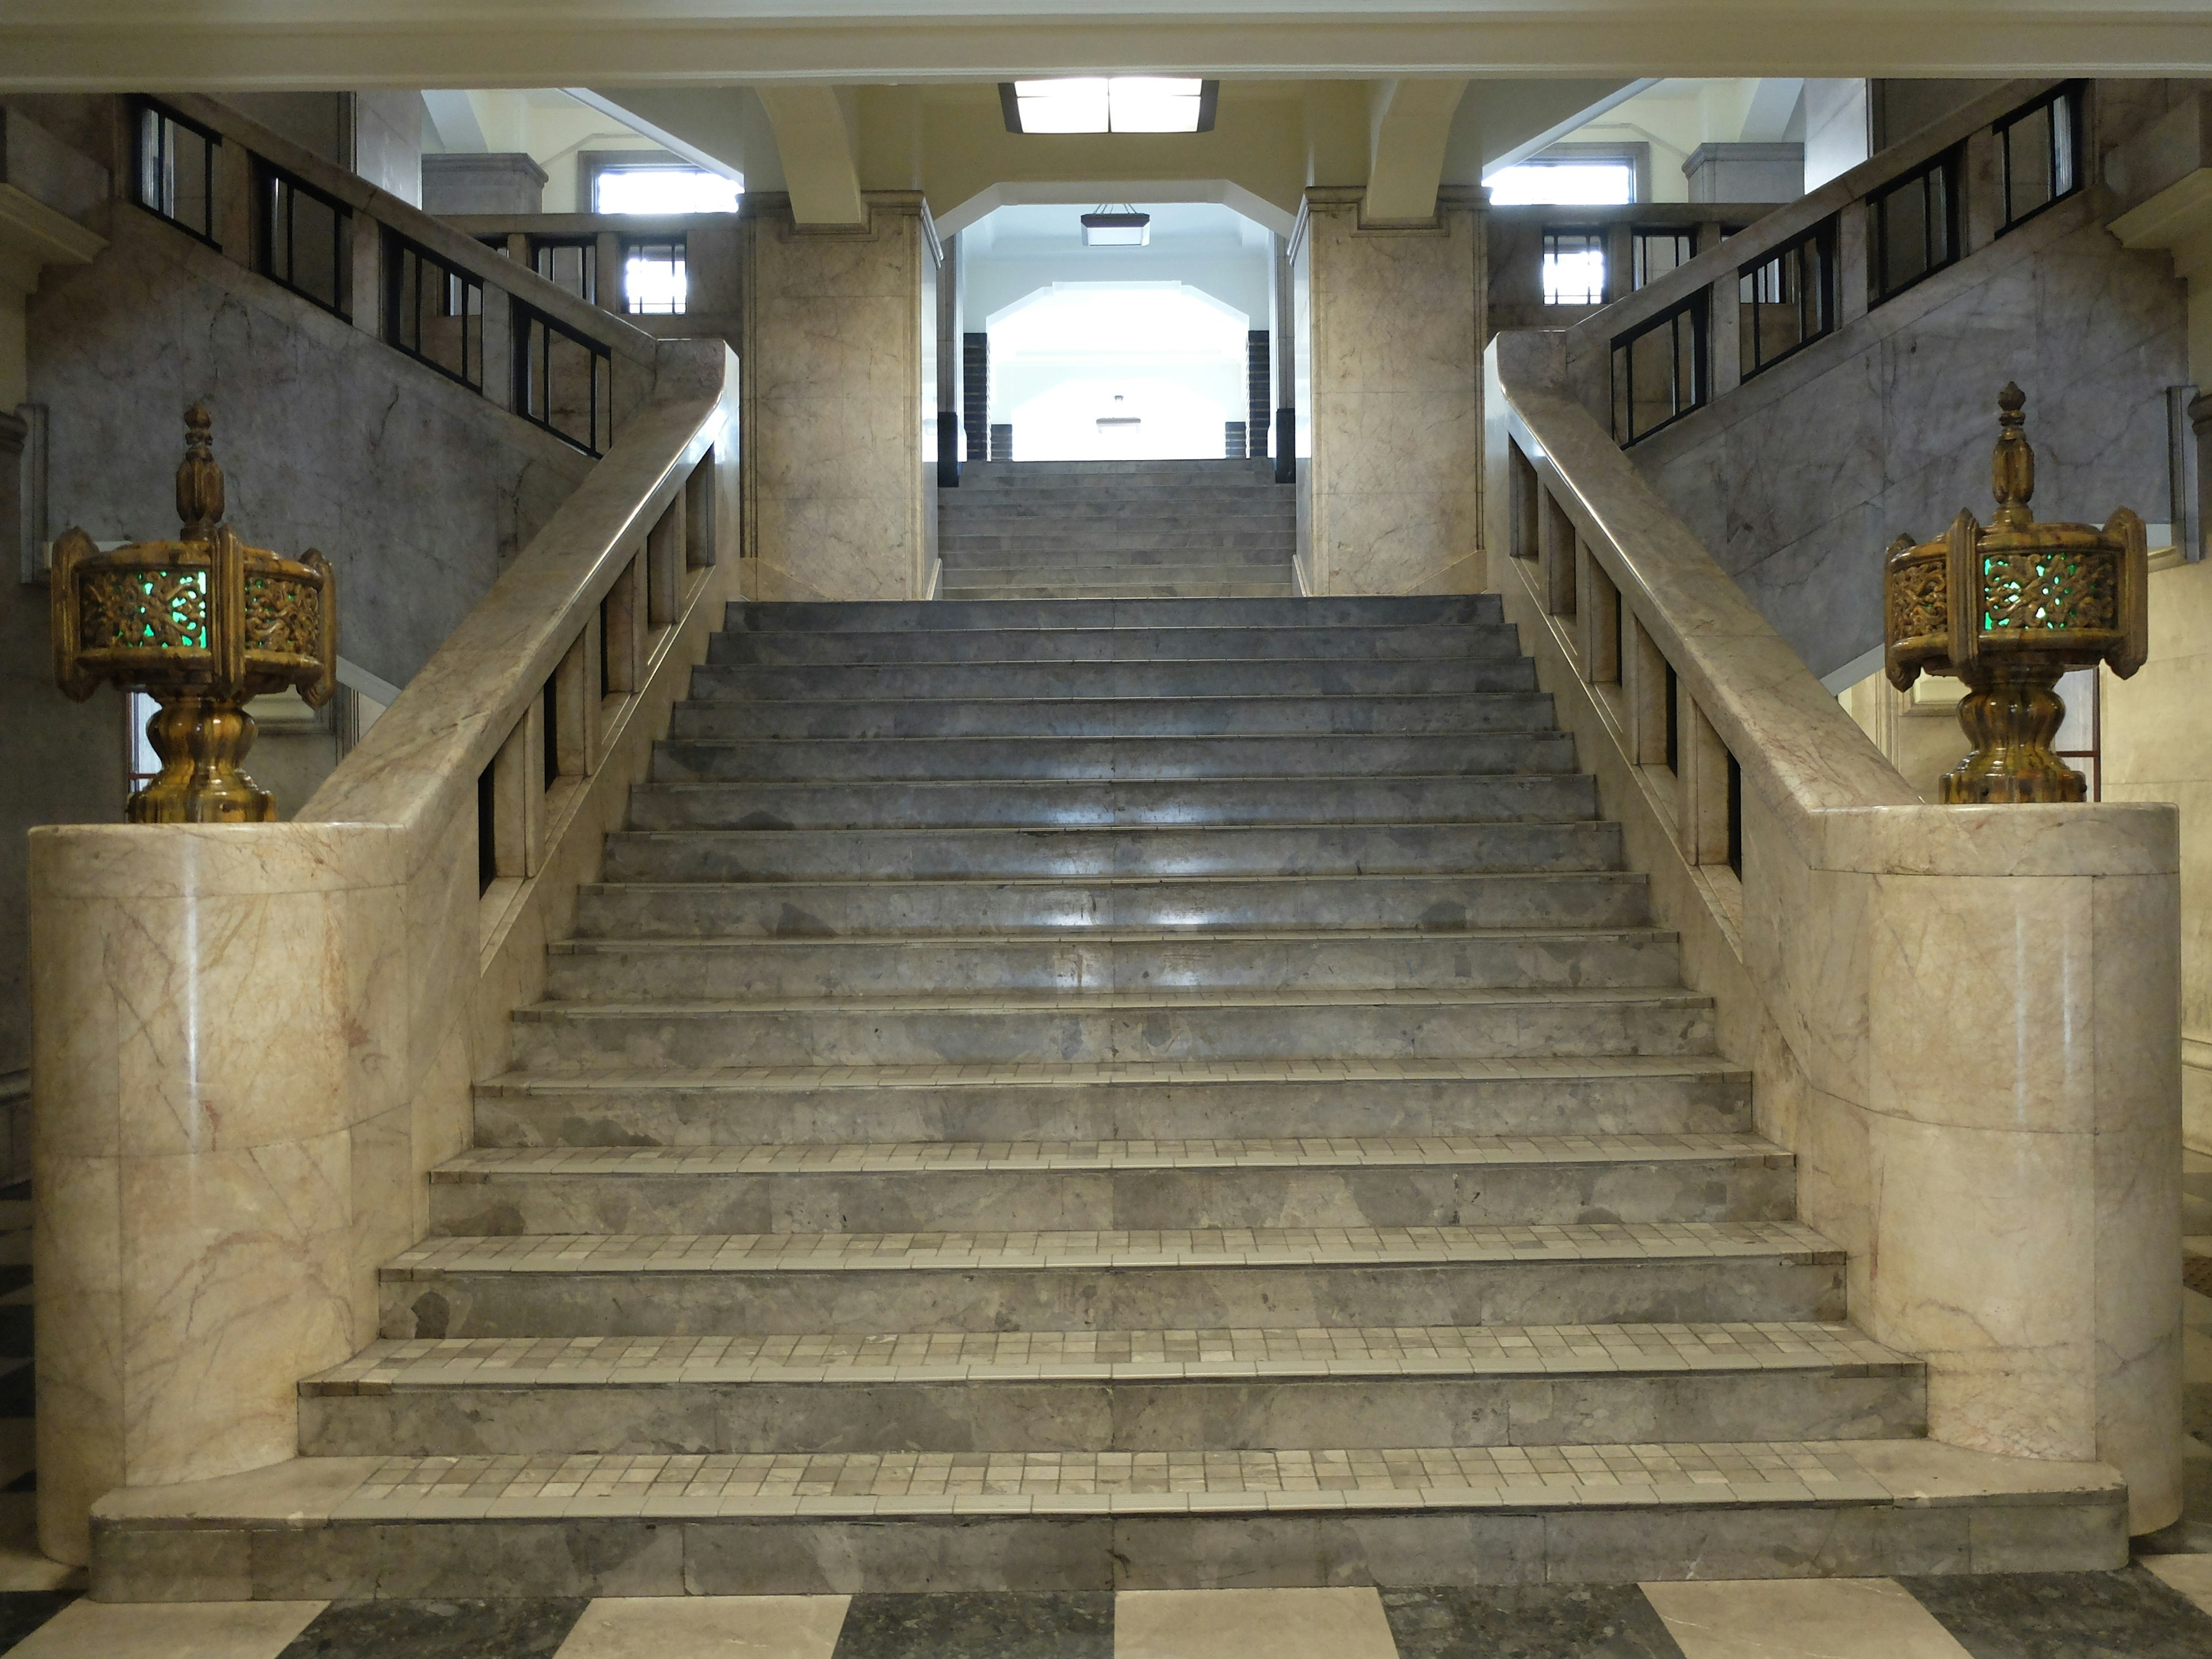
[
  {"xmin": 1011, "ymin": 77, "xmax": 1210, "ymax": 135},
  {"xmin": 1541, "ymin": 228, "xmax": 1607, "ymax": 305},
  {"xmin": 1487, "ymin": 161, "xmax": 1635, "ymax": 207},
  {"xmin": 593, "ymin": 166, "xmax": 740, "ymax": 215}
]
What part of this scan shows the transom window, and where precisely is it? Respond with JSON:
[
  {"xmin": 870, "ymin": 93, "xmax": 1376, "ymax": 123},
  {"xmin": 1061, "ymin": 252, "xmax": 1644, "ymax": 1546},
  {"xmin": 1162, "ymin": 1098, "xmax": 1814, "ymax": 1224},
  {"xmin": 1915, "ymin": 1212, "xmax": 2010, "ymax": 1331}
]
[
  {"xmin": 1001, "ymin": 78, "xmax": 1218, "ymax": 135},
  {"xmin": 592, "ymin": 165, "xmax": 738, "ymax": 215},
  {"xmin": 1489, "ymin": 158, "xmax": 1635, "ymax": 207}
]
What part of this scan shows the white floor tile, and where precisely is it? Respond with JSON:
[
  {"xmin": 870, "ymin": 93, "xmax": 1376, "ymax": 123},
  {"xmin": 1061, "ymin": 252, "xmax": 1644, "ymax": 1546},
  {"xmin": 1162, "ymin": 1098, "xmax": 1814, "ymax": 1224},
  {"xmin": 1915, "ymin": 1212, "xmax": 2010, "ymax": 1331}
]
[
  {"xmin": 5, "ymin": 1599, "xmax": 325, "ymax": 1659},
  {"xmin": 1642, "ymin": 1578, "xmax": 1972, "ymax": 1658},
  {"xmin": 1115, "ymin": 1588, "xmax": 1398, "ymax": 1659},
  {"xmin": 2145, "ymin": 1554, "xmax": 2212, "ymax": 1618},
  {"xmin": 555, "ymin": 1596, "xmax": 850, "ymax": 1658}
]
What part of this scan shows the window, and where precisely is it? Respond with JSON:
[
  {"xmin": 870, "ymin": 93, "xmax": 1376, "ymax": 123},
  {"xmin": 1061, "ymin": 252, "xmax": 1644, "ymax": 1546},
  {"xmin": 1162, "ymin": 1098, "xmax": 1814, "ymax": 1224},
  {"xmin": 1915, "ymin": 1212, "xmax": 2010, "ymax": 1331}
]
[
  {"xmin": 513, "ymin": 300, "xmax": 613, "ymax": 456},
  {"xmin": 134, "ymin": 101, "xmax": 218, "ymax": 245},
  {"xmin": 623, "ymin": 236, "xmax": 687, "ymax": 315},
  {"xmin": 1996, "ymin": 84, "xmax": 2083, "ymax": 233},
  {"xmin": 260, "ymin": 163, "xmax": 351, "ymax": 317},
  {"xmin": 1611, "ymin": 293, "xmax": 1706, "ymax": 445},
  {"xmin": 1738, "ymin": 219, "xmax": 1836, "ymax": 377},
  {"xmin": 1633, "ymin": 226, "xmax": 1697, "ymax": 290},
  {"xmin": 1000, "ymin": 78, "xmax": 1218, "ymax": 135},
  {"xmin": 1868, "ymin": 150, "xmax": 1960, "ymax": 304},
  {"xmin": 532, "ymin": 237, "xmax": 597, "ymax": 305},
  {"xmin": 590, "ymin": 165, "xmax": 738, "ymax": 215},
  {"xmin": 1488, "ymin": 153, "xmax": 1638, "ymax": 206},
  {"xmin": 1541, "ymin": 227, "xmax": 1607, "ymax": 306},
  {"xmin": 384, "ymin": 229, "xmax": 483, "ymax": 390}
]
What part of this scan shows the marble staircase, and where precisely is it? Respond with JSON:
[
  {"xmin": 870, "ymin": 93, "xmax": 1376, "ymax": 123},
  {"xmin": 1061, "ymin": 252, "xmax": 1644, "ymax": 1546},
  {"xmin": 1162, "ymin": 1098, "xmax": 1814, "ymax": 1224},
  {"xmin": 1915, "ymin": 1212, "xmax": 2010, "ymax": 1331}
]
[
  {"xmin": 937, "ymin": 460, "xmax": 1297, "ymax": 599},
  {"xmin": 89, "ymin": 593, "xmax": 2127, "ymax": 1597}
]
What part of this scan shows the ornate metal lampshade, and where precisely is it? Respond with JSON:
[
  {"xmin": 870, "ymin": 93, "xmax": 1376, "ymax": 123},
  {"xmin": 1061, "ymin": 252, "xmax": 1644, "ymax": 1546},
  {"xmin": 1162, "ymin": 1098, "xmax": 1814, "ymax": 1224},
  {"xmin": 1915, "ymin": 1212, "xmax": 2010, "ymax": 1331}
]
[
  {"xmin": 50, "ymin": 403, "xmax": 337, "ymax": 822},
  {"xmin": 1883, "ymin": 384, "xmax": 2147, "ymax": 804}
]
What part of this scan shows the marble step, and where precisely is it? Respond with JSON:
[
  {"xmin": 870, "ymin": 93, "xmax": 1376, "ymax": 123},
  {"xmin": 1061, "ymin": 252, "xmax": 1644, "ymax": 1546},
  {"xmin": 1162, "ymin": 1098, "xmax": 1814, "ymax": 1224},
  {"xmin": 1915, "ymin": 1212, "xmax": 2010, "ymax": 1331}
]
[
  {"xmin": 97, "ymin": 1438, "xmax": 2124, "ymax": 1600},
  {"xmin": 625, "ymin": 774, "xmax": 1602, "ymax": 832},
  {"xmin": 541, "ymin": 929, "xmax": 1685, "ymax": 1001},
  {"xmin": 507, "ymin": 985, "xmax": 1718, "ymax": 1069},
  {"xmin": 668, "ymin": 694, "xmax": 1558, "ymax": 742},
  {"xmin": 938, "ymin": 526, "xmax": 1296, "ymax": 550},
  {"xmin": 942, "ymin": 581, "xmax": 1300, "ymax": 602},
  {"xmin": 649, "ymin": 732, "xmax": 1578, "ymax": 785},
  {"xmin": 724, "ymin": 594, "xmax": 1498, "ymax": 632},
  {"xmin": 687, "ymin": 656, "xmax": 1540, "ymax": 701},
  {"xmin": 942, "ymin": 581, "xmax": 1300, "ymax": 601},
  {"xmin": 707, "ymin": 625, "xmax": 1521, "ymax": 667},
  {"xmin": 577, "ymin": 872, "xmax": 1649, "ymax": 936},
  {"xmin": 423, "ymin": 1134, "xmax": 1793, "ymax": 1236},
  {"xmin": 296, "ymin": 1322, "xmax": 1924, "ymax": 1459},
  {"xmin": 376, "ymin": 1221, "xmax": 1847, "ymax": 1340},
  {"xmin": 472, "ymin": 1056, "xmax": 1757, "ymax": 1147},
  {"xmin": 941, "ymin": 484, "xmax": 1294, "ymax": 505}
]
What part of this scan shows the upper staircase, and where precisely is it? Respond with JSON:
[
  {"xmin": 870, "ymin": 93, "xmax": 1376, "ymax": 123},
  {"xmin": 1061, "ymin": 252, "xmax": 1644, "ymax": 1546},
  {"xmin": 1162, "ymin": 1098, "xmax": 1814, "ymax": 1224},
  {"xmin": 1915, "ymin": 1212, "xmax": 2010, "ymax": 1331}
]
[
  {"xmin": 937, "ymin": 460, "xmax": 1297, "ymax": 599},
  {"xmin": 88, "ymin": 590, "xmax": 2124, "ymax": 1597}
]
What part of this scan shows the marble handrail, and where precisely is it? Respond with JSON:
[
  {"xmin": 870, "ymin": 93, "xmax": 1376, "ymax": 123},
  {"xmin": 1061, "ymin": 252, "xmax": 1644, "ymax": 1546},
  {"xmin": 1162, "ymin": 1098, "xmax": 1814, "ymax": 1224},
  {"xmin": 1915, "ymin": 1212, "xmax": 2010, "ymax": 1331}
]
[
  {"xmin": 1486, "ymin": 326, "xmax": 2183, "ymax": 1537},
  {"xmin": 162, "ymin": 93, "xmax": 656, "ymax": 367},
  {"xmin": 302, "ymin": 337, "xmax": 729, "ymax": 838}
]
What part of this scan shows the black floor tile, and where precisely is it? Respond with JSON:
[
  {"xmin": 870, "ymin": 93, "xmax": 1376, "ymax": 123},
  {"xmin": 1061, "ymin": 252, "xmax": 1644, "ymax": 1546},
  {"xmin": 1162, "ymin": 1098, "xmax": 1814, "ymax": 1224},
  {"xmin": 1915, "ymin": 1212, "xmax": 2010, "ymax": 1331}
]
[
  {"xmin": 0, "ymin": 1590, "xmax": 78, "ymax": 1654},
  {"xmin": 1903, "ymin": 1567, "xmax": 2212, "ymax": 1657},
  {"xmin": 832, "ymin": 1592, "xmax": 1112, "ymax": 1659},
  {"xmin": 276, "ymin": 1597, "xmax": 589, "ymax": 1658},
  {"xmin": 1382, "ymin": 1585, "xmax": 1687, "ymax": 1658}
]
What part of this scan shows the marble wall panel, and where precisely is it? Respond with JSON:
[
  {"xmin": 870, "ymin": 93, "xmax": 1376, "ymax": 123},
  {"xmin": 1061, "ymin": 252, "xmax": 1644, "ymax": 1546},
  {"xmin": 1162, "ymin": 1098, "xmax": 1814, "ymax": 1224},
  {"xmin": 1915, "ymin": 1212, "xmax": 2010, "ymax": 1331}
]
[
  {"xmin": 741, "ymin": 194, "xmax": 933, "ymax": 601},
  {"xmin": 1304, "ymin": 190, "xmax": 1483, "ymax": 596}
]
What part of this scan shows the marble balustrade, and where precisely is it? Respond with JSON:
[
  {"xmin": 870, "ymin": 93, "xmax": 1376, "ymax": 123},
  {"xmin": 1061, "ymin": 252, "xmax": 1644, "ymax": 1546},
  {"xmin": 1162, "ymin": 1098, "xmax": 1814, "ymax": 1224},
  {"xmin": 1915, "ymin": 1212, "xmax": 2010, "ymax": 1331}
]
[
  {"xmin": 28, "ymin": 338, "xmax": 742, "ymax": 1566},
  {"xmin": 1487, "ymin": 325, "xmax": 2183, "ymax": 1535}
]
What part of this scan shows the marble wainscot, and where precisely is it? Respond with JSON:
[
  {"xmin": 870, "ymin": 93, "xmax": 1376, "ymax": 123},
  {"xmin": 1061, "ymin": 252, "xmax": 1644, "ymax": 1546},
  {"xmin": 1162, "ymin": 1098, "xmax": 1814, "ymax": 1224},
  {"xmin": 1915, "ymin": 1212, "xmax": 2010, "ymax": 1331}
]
[
  {"xmin": 1297, "ymin": 185, "xmax": 1484, "ymax": 597},
  {"xmin": 31, "ymin": 339, "xmax": 742, "ymax": 1564},
  {"xmin": 1487, "ymin": 324, "xmax": 2184, "ymax": 1533},
  {"xmin": 740, "ymin": 190, "xmax": 941, "ymax": 601}
]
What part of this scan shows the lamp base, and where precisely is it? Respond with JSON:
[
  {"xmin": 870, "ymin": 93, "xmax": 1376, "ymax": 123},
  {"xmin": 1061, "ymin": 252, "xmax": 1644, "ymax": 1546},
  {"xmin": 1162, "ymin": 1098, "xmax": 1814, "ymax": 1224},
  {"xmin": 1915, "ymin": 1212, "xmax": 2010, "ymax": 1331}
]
[
  {"xmin": 1938, "ymin": 662, "xmax": 2088, "ymax": 805},
  {"xmin": 128, "ymin": 694, "xmax": 275, "ymax": 823}
]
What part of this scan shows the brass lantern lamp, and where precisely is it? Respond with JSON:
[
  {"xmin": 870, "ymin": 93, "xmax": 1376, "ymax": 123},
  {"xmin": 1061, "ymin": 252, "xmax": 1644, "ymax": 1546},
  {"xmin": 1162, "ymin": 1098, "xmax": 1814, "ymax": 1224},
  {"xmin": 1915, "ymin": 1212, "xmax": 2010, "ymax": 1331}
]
[
  {"xmin": 1883, "ymin": 384, "xmax": 2147, "ymax": 804},
  {"xmin": 50, "ymin": 403, "xmax": 338, "ymax": 823}
]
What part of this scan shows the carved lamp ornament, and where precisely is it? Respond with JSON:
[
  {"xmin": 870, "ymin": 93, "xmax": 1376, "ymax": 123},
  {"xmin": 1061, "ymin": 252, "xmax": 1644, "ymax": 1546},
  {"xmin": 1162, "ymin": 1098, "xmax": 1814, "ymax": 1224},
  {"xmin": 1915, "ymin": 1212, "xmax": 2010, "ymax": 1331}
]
[
  {"xmin": 1883, "ymin": 384, "xmax": 2146, "ymax": 804},
  {"xmin": 50, "ymin": 404, "xmax": 337, "ymax": 822}
]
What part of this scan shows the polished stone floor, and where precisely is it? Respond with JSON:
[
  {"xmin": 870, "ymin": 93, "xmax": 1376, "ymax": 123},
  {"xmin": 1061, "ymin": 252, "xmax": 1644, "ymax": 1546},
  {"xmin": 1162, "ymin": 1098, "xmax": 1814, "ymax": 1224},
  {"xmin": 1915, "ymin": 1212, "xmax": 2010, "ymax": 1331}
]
[{"xmin": 3, "ymin": 1573, "xmax": 2212, "ymax": 1657}]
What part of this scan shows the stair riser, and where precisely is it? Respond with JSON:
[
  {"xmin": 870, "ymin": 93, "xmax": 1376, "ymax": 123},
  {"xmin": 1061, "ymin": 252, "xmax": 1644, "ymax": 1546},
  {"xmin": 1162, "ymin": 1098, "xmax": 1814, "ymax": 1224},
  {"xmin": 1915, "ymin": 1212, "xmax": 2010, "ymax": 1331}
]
[
  {"xmin": 510, "ymin": 999, "xmax": 1717, "ymax": 1069},
  {"xmin": 938, "ymin": 535, "xmax": 1294, "ymax": 555},
  {"xmin": 938, "ymin": 550, "xmax": 1295, "ymax": 572},
  {"xmin": 626, "ymin": 775, "xmax": 1602, "ymax": 832},
  {"xmin": 473, "ymin": 1071, "xmax": 1756, "ymax": 1148},
  {"xmin": 425, "ymin": 1158, "xmax": 1795, "ymax": 1237},
  {"xmin": 725, "ymin": 595, "xmax": 1499, "ymax": 631},
  {"xmin": 709, "ymin": 630, "xmax": 1522, "ymax": 666},
  {"xmin": 542, "ymin": 934, "xmax": 1684, "ymax": 1001},
  {"xmin": 652, "ymin": 734, "xmax": 1578, "ymax": 784},
  {"xmin": 666, "ymin": 696, "xmax": 1564, "ymax": 743},
  {"xmin": 380, "ymin": 1256, "xmax": 1845, "ymax": 1341},
  {"xmin": 91, "ymin": 1499, "xmax": 2124, "ymax": 1602},
  {"xmin": 689, "ymin": 661, "xmax": 1539, "ymax": 700},
  {"xmin": 578, "ymin": 876, "xmax": 1650, "ymax": 938},
  {"xmin": 299, "ymin": 1369, "xmax": 1921, "ymax": 1460},
  {"xmin": 601, "ymin": 826, "xmax": 1622, "ymax": 885},
  {"xmin": 942, "ymin": 584, "xmax": 1301, "ymax": 601}
]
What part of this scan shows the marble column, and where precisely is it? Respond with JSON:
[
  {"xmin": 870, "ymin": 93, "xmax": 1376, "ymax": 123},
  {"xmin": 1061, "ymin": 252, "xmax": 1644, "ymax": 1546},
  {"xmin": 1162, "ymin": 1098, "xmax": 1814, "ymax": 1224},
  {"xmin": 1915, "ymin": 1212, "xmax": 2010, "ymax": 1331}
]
[
  {"xmin": 740, "ymin": 190, "xmax": 939, "ymax": 601},
  {"xmin": 1298, "ymin": 184, "xmax": 1483, "ymax": 596},
  {"xmin": 31, "ymin": 823, "xmax": 409, "ymax": 1565}
]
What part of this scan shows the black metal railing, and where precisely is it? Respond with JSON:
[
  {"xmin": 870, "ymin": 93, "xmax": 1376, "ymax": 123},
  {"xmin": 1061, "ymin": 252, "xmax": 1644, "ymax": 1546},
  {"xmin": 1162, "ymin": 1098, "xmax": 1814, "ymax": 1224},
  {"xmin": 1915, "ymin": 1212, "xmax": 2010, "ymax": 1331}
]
[
  {"xmin": 133, "ymin": 100, "xmax": 220, "ymax": 247},
  {"xmin": 1997, "ymin": 82, "xmax": 2084, "ymax": 234},
  {"xmin": 1868, "ymin": 147, "xmax": 1961, "ymax": 306},
  {"xmin": 1739, "ymin": 218, "xmax": 1836, "ymax": 378},
  {"xmin": 1611, "ymin": 293, "xmax": 1707, "ymax": 445},
  {"xmin": 260, "ymin": 161, "xmax": 352, "ymax": 317},
  {"xmin": 384, "ymin": 229, "xmax": 484, "ymax": 391},
  {"xmin": 513, "ymin": 298, "xmax": 613, "ymax": 456}
]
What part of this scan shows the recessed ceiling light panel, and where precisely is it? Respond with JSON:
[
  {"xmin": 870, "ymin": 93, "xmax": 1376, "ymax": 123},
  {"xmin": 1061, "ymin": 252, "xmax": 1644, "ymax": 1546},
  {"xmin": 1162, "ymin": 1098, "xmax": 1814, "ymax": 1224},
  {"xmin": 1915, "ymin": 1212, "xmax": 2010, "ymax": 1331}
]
[{"xmin": 1002, "ymin": 77, "xmax": 1219, "ymax": 135}]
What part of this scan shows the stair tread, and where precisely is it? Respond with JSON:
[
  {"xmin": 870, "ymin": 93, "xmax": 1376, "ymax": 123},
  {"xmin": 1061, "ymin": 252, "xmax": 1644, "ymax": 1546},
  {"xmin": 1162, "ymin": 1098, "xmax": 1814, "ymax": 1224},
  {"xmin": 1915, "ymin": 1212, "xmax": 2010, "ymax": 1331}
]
[
  {"xmin": 385, "ymin": 1219, "xmax": 1838, "ymax": 1277},
  {"xmin": 586, "ymin": 870, "xmax": 1641, "ymax": 889},
  {"xmin": 553, "ymin": 926, "xmax": 1673, "ymax": 952},
  {"xmin": 430, "ymin": 1131, "xmax": 1783, "ymax": 1180},
  {"xmin": 304, "ymin": 1321, "xmax": 1914, "ymax": 1391},
  {"xmin": 480, "ymin": 1054, "xmax": 1751, "ymax": 1094},
  {"xmin": 97, "ymin": 1440, "xmax": 2118, "ymax": 1526},
  {"xmin": 517, "ymin": 984, "xmax": 1713, "ymax": 1017}
]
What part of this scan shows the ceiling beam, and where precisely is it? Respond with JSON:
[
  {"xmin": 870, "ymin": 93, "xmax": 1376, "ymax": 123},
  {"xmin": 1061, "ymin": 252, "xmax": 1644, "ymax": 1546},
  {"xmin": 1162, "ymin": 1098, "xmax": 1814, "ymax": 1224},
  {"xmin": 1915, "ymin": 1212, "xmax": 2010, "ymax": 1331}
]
[
  {"xmin": 756, "ymin": 84, "xmax": 866, "ymax": 225},
  {"xmin": 1365, "ymin": 78, "xmax": 1469, "ymax": 224},
  {"xmin": 2, "ymin": 9, "xmax": 2208, "ymax": 88}
]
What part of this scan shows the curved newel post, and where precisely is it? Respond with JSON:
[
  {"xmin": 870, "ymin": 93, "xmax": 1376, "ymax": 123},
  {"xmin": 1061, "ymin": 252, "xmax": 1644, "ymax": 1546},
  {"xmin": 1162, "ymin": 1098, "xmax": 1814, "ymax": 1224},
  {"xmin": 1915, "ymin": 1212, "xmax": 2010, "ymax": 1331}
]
[
  {"xmin": 1486, "ymin": 328, "xmax": 2183, "ymax": 1536},
  {"xmin": 30, "ymin": 339, "xmax": 740, "ymax": 1566}
]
